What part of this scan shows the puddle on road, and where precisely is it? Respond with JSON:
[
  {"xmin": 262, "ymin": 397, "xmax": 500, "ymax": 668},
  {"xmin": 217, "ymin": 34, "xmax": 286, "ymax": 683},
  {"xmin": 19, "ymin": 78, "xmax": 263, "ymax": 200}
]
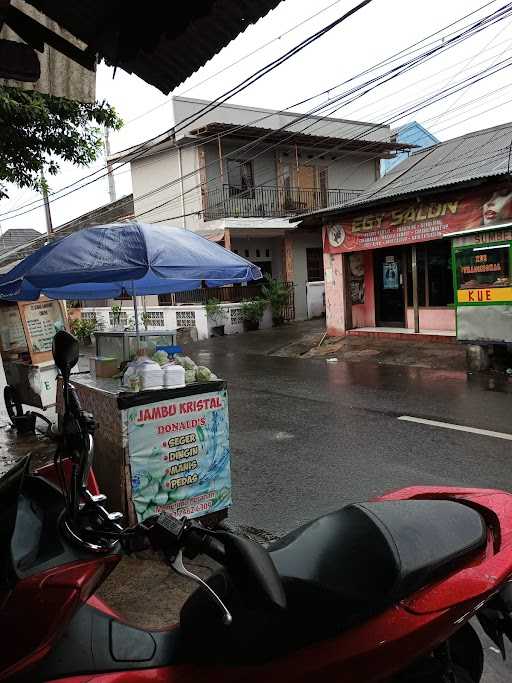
[
  {"xmin": 467, "ymin": 372, "xmax": 512, "ymax": 394},
  {"xmin": 0, "ymin": 418, "xmax": 56, "ymax": 478}
]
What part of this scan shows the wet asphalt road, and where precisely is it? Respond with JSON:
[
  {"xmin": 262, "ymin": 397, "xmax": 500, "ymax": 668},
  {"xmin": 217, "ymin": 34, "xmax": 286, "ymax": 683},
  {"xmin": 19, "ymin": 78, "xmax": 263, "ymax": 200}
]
[
  {"xmin": 186, "ymin": 327, "xmax": 512, "ymax": 681},
  {"xmin": 188, "ymin": 332, "xmax": 512, "ymax": 536}
]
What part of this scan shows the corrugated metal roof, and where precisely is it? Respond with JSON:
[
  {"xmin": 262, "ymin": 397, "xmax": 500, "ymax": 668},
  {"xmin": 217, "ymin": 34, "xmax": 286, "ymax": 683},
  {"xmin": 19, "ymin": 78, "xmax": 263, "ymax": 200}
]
[
  {"xmin": 25, "ymin": 0, "xmax": 284, "ymax": 94},
  {"xmin": 299, "ymin": 122, "xmax": 512, "ymax": 221}
]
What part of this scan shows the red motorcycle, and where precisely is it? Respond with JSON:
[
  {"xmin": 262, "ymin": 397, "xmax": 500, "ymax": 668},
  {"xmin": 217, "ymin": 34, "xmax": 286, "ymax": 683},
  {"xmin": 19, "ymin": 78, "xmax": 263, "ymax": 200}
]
[{"xmin": 1, "ymin": 330, "xmax": 512, "ymax": 683}]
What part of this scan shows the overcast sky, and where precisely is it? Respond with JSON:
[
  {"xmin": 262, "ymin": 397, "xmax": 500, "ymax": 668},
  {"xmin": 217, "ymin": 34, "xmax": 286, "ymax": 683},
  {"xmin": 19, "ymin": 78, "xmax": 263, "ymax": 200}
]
[{"xmin": 1, "ymin": 0, "xmax": 512, "ymax": 234}]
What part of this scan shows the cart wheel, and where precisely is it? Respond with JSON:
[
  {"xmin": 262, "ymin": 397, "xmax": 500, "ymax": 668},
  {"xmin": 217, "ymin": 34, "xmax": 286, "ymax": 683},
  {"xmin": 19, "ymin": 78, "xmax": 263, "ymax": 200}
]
[{"xmin": 4, "ymin": 385, "xmax": 24, "ymax": 424}]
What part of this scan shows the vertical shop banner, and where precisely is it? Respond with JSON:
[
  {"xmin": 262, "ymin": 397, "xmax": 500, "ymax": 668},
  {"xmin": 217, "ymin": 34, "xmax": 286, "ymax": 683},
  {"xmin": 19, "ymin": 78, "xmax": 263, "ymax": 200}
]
[
  {"xmin": 126, "ymin": 388, "xmax": 231, "ymax": 521},
  {"xmin": 324, "ymin": 185, "xmax": 512, "ymax": 254},
  {"xmin": 349, "ymin": 253, "xmax": 365, "ymax": 304}
]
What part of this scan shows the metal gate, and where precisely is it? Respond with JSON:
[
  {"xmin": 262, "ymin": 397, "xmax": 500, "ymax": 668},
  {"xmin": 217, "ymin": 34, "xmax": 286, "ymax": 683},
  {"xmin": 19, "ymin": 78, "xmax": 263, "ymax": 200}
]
[{"xmin": 282, "ymin": 282, "xmax": 295, "ymax": 322}]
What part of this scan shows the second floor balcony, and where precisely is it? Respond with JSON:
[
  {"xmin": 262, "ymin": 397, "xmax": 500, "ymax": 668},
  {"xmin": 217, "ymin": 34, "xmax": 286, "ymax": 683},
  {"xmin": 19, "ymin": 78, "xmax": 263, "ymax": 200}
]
[{"xmin": 203, "ymin": 184, "xmax": 361, "ymax": 221}]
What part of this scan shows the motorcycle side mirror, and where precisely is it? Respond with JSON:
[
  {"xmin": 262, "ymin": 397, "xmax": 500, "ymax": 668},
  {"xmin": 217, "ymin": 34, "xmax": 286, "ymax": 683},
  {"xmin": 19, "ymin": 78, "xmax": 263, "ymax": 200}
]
[{"xmin": 52, "ymin": 330, "xmax": 79, "ymax": 382}]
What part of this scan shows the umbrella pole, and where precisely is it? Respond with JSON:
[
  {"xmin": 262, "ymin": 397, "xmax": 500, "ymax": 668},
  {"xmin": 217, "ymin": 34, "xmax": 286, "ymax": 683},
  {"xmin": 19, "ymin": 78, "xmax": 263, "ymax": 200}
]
[{"xmin": 132, "ymin": 281, "xmax": 141, "ymax": 350}]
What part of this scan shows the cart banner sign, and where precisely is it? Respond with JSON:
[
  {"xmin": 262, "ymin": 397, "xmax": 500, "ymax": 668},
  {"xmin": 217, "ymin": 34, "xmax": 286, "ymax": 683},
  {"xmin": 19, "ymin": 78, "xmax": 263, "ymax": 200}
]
[
  {"xmin": 324, "ymin": 185, "xmax": 512, "ymax": 253},
  {"xmin": 126, "ymin": 389, "xmax": 231, "ymax": 521}
]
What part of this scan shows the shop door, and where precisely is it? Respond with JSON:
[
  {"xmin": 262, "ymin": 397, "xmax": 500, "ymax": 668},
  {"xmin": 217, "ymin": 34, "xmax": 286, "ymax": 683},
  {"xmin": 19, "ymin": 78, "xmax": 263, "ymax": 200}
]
[{"xmin": 375, "ymin": 249, "xmax": 405, "ymax": 326}]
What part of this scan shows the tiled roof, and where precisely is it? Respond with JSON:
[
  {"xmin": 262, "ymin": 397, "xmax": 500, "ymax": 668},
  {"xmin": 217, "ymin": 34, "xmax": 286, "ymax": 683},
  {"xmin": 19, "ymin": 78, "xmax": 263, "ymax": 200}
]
[
  {"xmin": 0, "ymin": 194, "xmax": 134, "ymax": 268},
  {"xmin": 0, "ymin": 228, "xmax": 41, "ymax": 255}
]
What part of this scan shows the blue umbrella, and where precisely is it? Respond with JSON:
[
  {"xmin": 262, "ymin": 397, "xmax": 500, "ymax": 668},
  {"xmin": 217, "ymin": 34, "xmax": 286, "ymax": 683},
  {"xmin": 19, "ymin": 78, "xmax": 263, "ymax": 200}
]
[{"xmin": 0, "ymin": 222, "xmax": 262, "ymax": 339}]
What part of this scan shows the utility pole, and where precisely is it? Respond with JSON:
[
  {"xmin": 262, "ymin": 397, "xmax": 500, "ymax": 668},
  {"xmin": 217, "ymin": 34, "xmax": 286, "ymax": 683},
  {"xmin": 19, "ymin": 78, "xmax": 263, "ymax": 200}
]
[
  {"xmin": 41, "ymin": 171, "xmax": 53, "ymax": 236},
  {"xmin": 104, "ymin": 126, "xmax": 117, "ymax": 203}
]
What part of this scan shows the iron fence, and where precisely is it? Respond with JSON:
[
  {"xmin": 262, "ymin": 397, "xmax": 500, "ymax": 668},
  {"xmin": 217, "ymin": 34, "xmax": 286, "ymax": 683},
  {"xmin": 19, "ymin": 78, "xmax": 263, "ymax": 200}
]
[
  {"xmin": 203, "ymin": 184, "xmax": 361, "ymax": 220},
  {"xmin": 159, "ymin": 281, "xmax": 296, "ymax": 320}
]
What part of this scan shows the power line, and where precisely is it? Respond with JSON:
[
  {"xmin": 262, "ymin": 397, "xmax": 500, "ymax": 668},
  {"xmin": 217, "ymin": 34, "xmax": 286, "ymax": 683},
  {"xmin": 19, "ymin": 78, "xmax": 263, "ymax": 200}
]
[
  {"xmin": 133, "ymin": 30, "xmax": 512, "ymax": 224},
  {"xmin": 77, "ymin": 3, "xmax": 512, "ymax": 224},
  {"xmin": 148, "ymin": 58, "xmax": 512, "ymax": 225},
  {"xmin": 0, "ymin": 0, "xmax": 499, "ymax": 221},
  {"xmin": 124, "ymin": 0, "xmax": 347, "ymax": 126}
]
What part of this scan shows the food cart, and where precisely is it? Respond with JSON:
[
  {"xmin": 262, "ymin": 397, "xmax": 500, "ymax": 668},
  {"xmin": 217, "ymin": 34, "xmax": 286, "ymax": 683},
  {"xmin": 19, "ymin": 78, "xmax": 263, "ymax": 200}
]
[
  {"xmin": 56, "ymin": 373, "xmax": 231, "ymax": 526},
  {"xmin": 451, "ymin": 225, "xmax": 512, "ymax": 362},
  {"xmin": 0, "ymin": 298, "xmax": 70, "ymax": 420}
]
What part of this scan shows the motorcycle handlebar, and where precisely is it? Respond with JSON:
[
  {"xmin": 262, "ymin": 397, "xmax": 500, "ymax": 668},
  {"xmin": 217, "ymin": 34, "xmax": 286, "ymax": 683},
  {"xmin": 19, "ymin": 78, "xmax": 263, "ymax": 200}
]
[{"xmin": 146, "ymin": 514, "xmax": 286, "ymax": 611}]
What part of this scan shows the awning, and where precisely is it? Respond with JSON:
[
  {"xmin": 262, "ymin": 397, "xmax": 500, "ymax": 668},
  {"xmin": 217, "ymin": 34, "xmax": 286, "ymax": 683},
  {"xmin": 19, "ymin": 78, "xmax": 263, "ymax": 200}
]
[{"xmin": 190, "ymin": 122, "xmax": 414, "ymax": 157}]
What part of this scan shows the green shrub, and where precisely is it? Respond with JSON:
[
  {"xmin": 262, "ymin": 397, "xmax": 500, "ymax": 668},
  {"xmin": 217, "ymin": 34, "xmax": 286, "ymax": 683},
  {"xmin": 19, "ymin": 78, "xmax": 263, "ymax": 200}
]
[
  {"xmin": 240, "ymin": 298, "xmax": 266, "ymax": 322},
  {"xmin": 205, "ymin": 298, "xmax": 226, "ymax": 322},
  {"xmin": 261, "ymin": 275, "xmax": 289, "ymax": 325},
  {"xmin": 70, "ymin": 317, "xmax": 96, "ymax": 343}
]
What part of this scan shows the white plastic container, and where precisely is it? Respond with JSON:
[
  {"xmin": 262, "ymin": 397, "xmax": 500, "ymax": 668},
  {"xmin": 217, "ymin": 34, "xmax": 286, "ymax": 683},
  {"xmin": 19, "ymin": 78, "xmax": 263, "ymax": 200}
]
[
  {"xmin": 163, "ymin": 363, "xmax": 186, "ymax": 389},
  {"xmin": 137, "ymin": 359, "xmax": 164, "ymax": 390}
]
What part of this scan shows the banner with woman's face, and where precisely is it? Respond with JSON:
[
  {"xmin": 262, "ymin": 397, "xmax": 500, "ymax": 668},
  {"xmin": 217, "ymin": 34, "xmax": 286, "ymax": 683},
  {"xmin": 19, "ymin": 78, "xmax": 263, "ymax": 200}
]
[{"xmin": 325, "ymin": 183, "xmax": 512, "ymax": 254}]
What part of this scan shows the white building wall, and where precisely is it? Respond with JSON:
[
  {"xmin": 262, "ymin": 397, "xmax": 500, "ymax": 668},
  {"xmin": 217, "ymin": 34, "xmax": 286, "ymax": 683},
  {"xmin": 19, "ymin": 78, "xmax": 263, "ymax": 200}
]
[
  {"xmin": 291, "ymin": 231, "xmax": 324, "ymax": 321},
  {"xmin": 131, "ymin": 145, "xmax": 202, "ymax": 230},
  {"xmin": 326, "ymin": 154, "xmax": 378, "ymax": 191},
  {"xmin": 230, "ymin": 236, "xmax": 282, "ymax": 279}
]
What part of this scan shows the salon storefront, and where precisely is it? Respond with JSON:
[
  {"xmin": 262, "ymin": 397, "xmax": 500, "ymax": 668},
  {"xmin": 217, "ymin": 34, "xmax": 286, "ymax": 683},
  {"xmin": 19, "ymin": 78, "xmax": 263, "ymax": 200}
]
[{"xmin": 322, "ymin": 182, "xmax": 512, "ymax": 337}]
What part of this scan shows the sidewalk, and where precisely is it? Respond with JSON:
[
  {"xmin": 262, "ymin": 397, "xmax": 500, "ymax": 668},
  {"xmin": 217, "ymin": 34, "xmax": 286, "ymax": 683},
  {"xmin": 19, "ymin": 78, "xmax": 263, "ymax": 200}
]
[{"xmin": 193, "ymin": 318, "xmax": 468, "ymax": 372}]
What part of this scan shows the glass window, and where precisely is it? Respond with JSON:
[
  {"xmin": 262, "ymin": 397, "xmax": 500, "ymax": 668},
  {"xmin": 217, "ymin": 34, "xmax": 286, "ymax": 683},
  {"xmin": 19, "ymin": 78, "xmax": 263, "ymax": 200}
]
[
  {"xmin": 306, "ymin": 248, "xmax": 324, "ymax": 282},
  {"xmin": 227, "ymin": 159, "xmax": 254, "ymax": 196},
  {"xmin": 456, "ymin": 245, "xmax": 510, "ymax": 289},
  {"xmin": 427, "ymin": 241, "xmax": 453, "ymax": 306},
  {"xmin": 406, "ymin": 241, "xmax": 453, "ymax": 307}
]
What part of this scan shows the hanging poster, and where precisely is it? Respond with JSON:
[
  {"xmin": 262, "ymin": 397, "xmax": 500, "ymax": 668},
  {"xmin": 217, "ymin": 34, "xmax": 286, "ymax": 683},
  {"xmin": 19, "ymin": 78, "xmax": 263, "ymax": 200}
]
[
  {"xmin": 24, "ymin": 300, "xmax": 65, "ymax": 353},
  {"xmin": 0, "ymin": 306, "xmax": 27, "ymax": 350},
  {"xmin": 126, "ymin": 387, "xmax": 231, "ymax": 521},
  {"xmin": 383, "ymin": 261, "xmax": 399, "ymax": 289}
]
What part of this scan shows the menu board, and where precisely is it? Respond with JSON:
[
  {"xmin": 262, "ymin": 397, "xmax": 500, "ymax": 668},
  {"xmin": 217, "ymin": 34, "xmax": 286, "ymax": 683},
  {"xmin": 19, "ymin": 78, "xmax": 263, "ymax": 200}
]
[
  {"xmin": 24, "ymin": 300, "xmax": 65, "ymax": 353},
  {"xmin": 0, "ymin": 306, "xmax": 27, "ymax": 351}
]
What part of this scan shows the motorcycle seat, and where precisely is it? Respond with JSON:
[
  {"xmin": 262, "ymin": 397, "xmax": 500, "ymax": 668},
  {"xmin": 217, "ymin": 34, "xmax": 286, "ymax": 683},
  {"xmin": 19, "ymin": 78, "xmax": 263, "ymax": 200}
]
[
  {"xmin": 179, "ymin": 499, "xmax": 486, "ymax": 664},
  {"xmin": 269, "ymin": 499, "xmax": 486, "ymax": 612}
]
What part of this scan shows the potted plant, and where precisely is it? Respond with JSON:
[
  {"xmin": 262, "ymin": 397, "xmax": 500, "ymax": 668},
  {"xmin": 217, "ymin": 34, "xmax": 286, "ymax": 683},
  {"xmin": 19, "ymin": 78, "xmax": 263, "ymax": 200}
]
[
  {"xmin": 240, "ymin": 298, "xmax": 266, "ymax": 332},
  {"xmin": 141, "ymin": 311, "xmax": 152, "ymax": 330},
  {"xmin": 205, "ymin": 298, "xmax": 227, "ymax": 336},
  {"xmin": 111, "ymin": 303, "xmax": 122, "ymax": 327},
  {"xmin": 261, "ymin": 275, "xmax": 290, "ymax": 326},
  {"xmin": 70, "ymin": 317, "xmax": 97, "ymax": 346}
]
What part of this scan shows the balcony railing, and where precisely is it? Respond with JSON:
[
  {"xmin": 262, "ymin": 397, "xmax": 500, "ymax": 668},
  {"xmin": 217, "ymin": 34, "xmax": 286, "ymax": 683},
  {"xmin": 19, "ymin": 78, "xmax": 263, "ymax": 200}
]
[{"xmin": 203, "ymin": 184, "xmax": 361, "ymax": 220}]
